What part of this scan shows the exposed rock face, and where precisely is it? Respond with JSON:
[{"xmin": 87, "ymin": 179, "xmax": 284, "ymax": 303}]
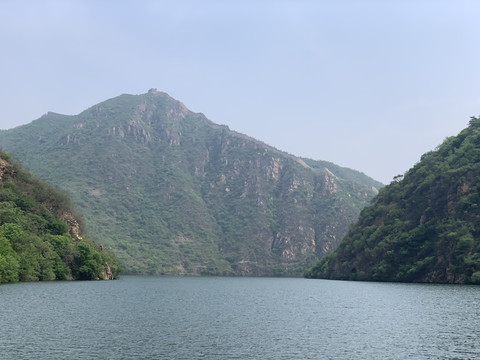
[
  {"xmin": 0, "ymin": 90, "xmax": 382, "ymax": 276},
  {"xmin": 0, "ymin": 157, "xmax": 9, "ymax": 180},
  {"xmin": 61, "ymin": 212, "xmax": 83, "ymax": 241},
  {"xmin": 103, "ymin": 262, "xmax": 113, "ymax": 280}
]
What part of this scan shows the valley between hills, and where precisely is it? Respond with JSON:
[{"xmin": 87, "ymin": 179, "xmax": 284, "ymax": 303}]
[{"xmin": 2, "ymin": 89, "xmax": 479, "ymax": 284}]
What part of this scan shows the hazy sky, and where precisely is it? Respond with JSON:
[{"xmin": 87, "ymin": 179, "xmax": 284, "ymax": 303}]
[{"xmin": 1, "ymin": 0, "xmax": 479, "ymax": 184}]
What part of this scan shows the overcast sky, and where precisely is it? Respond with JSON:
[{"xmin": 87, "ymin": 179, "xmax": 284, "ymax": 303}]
[{"xmin": 1, "ymin": 0, "xmax": 479, "ymax": 184}]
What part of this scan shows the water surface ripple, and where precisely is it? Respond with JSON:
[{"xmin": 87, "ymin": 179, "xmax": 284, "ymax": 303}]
[{"xmin": 1, "ymin": 276, "xmax": 479, "ymax": 359}]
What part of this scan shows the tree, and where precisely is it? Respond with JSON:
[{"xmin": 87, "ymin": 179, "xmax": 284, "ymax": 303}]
[{"xmin": 0, "ymin": 235, "xmax": 20, "ymax": 283}]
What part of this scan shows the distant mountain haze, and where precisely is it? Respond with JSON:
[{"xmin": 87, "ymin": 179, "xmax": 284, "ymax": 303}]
[
  {"xmin": 0, "ymin": 89, "xmax": 382, "ymax": 276},
  {"xmin": 306, "ymin": 117, "xmax": 480, "ymax": 284}
]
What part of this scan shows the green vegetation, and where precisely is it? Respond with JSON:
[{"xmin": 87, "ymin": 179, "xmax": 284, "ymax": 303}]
[
  {"xmin": 0, "ymin": 150, "xmax": 121, "ymax": 283},
  {"xmin": 0, "ymin": 89, "xmax": 381, "ymax": 276},
  {"xmin": 306, "ymin": 116, "xmax": 480, "ymax": 284}
]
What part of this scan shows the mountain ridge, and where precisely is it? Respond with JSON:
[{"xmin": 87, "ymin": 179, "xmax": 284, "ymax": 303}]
[{"xmin": 0, "ymin": 89, "xmax": 382, "ymax": 276}]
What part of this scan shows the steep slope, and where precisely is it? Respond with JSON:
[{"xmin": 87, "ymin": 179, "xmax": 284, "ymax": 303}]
[
  {"xmin": 0, "ymin": 150, "xmax": 121, "ymax": 283},
  {"xmin": 306, "ymin": 116, "xmax": 480, "ymax": 284},
  {"xmin": 0, "ymin": 89, "xmax": 381, "ymax": 276}
]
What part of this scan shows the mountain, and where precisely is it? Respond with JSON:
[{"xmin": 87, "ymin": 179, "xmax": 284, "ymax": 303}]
[
  {"xmin": 0, "ymin": 150, "xmax": 121, "ymax": 283},
  {"xmin": 306, "ymin": 116, "xmax": 480, "ymax": 284},
  {"xmin": 0, "ymin": 89, "xmax": 382, "ymax": 276}
]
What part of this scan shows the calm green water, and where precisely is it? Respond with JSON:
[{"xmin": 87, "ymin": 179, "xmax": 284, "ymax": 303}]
[{"xmin": 1, "ymin": 276, "xmax": 479, "ymax": 359}]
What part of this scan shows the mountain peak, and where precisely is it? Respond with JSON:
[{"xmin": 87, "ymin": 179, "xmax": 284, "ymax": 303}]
[
  {"xmin": 0, "ymin": 92, "xmax": 381, "ymax": 276},
  {"xmin": 148, "ymin": 88, "xmax": 162, "ymax": 95}
]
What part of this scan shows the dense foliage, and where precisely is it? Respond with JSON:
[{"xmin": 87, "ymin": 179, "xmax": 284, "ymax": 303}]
[
  {"xmin": 306, "ymin": 117, "xmax": 480, "ymax": 284},
  {"xmin": 0, "ymin": 150, "xmax": 121, "ymax": 283},
  {"xmin": 0, "ymin": 89, "xmax": 382, "ymax": 276}
]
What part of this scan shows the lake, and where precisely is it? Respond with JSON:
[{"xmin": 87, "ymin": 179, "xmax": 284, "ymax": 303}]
[{"xmin": 1, "ymin": 276, "xmax": 479, "ymax": 359}]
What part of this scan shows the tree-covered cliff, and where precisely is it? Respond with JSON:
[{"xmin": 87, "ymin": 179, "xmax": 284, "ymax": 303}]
[
  {"xmin": 306, "ymin": 116, "xmax": 480, "ymax": 284},
  {"xmin": 0, "ymin": 89, "xmax": 381, "ymax": 276},
  {"xmin": 0, "ymin": 150, "xmax": 121, "ymax": 283}
]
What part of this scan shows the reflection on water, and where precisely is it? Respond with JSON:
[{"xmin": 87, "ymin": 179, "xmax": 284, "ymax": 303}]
[{"xmin": 0, "ymin": 276, "xmax": 479, "ymax": 359}]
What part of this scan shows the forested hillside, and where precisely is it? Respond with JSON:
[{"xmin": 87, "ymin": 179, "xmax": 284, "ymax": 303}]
[
  {"xmin": 0, "ymin": 89, "xmax": 382, "ymax": 276},
  {"xmin": 306, "ymin": 117, "xmax": 480, "ymax": 284},
  {"xmin": 0, "ymin": 150, "xmax": 121, "ymax": 283}
]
